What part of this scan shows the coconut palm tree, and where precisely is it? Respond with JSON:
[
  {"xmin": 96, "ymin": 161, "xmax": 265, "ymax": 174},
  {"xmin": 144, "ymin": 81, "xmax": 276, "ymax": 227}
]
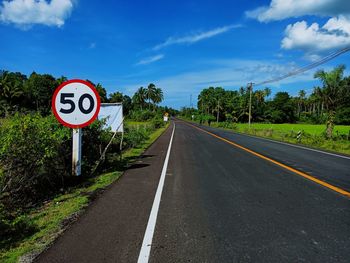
[
  {"xmin": 254, "ymin": 90, "xmax": 265, "ymax": 106},
  {"xmin": 0, "ymin": 72, "xmax": 23, "ymax": 115},
  {"xmin": 132, "ymin": 87, "xmax": 147, "ymax": 110},
  {"xmin": 314, "ymin": 65, "xmax": 347, "ymax": 138},
  {"xmin": 146, "ymin": 83, "xmax": 156, "ymax": 110},
  {"xmin": 153, "ymin": 87, "xmax": 163, "ymax": 109},
  {"xmin": 264, "ymin": 87, "xmax": 271, "ymax": 99}
]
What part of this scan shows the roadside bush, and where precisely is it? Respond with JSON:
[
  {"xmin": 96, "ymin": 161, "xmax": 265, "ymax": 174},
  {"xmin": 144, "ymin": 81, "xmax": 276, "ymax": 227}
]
[
  {"xmin": 129, "ymin": 110, "xmax": 156, "ymax": 121},
  {"xmin": 0, "ymin": 114, "xmax": 71, "ymax": 210},
  {"xmin": 123, "ymin": 126, "xmax": 149, "ymax": 148},
  {"xmin": 0, "ymin": 115, "xmax": 113, "ymax": 211},
  {"xmin": 81, "ymin": 120, "xmax": 112, "ymax": 174},
  {"xmin": 151, "ymin": 118, "xmax": 164, "ymax": 129}
]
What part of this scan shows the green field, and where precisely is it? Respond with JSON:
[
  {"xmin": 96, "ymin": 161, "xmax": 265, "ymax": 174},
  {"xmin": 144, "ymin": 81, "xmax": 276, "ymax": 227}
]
[
  {"xmin": 232, "ymin": 123, "xmax": 350, "ymax": 136},
  {"xmin": 197, "ymin": 121, "xmax": 350, "ymax": 155}
]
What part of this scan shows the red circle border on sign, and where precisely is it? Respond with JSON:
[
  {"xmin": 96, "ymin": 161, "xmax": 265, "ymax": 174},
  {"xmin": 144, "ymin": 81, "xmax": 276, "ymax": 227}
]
[{"xmin": 52, "ymin": 79, "xmax": 101, "ymax": 129}]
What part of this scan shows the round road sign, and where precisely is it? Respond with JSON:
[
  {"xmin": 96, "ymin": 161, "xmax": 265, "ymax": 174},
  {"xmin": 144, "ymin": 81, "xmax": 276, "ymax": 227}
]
[{"xmin": 52, "ymin": 79, "xmax": 101, "ymax": 128}]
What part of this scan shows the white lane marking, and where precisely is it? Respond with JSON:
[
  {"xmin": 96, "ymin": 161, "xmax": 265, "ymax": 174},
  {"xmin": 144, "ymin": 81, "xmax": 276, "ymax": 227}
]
[{"xmin": 137, "ymin": 124, "xmax": 176, "ymax": 263}]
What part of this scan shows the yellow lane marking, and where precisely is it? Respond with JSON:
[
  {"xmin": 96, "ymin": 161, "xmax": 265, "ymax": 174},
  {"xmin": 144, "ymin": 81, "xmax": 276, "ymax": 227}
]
[{"xmin": 184, "ymin": 121, "xmax": 350, "ymax": 198}]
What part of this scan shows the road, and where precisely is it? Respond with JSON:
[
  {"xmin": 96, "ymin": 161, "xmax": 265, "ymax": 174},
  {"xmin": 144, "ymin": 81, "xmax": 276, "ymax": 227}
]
[{"xmin": 36, "ymin": 119, "xmax": 350, "ymax": 263}]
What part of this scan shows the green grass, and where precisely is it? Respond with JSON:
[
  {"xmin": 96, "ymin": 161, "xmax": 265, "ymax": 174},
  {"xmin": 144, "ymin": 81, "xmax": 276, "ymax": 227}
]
[
  {"xmin": 181, "ymin": 117, "xmax": 350, "ymax": 155},
  {"xmin": 232, "ymin": 123, "xmax": 350, "ymax": 136},
  {"xmin": 0, "ymin": 123, "xmax": 169, "ymax": 263},
  {"xmin": 209, "ymin": 122, "xmax": 350, "ymax": 155}
]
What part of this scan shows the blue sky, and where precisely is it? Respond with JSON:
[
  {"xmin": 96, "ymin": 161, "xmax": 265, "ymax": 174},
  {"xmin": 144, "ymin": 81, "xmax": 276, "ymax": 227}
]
[{"xmin": 1, "ymin": 0, "xmax": 350, "ymax": 109}]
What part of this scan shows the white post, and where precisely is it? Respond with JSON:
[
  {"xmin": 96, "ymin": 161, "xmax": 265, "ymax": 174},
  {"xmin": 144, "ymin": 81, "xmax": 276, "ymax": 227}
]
[{"xmin": 72, "ymin": 128, "xmax": 82, "ymax": 176}]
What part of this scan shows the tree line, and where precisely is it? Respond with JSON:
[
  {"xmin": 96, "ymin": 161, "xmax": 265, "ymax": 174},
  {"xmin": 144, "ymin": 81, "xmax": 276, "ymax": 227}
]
[
  {"xmin": 190, "ymin": 65, "xmax": 350, "ymax": 138},
  {"xmin": 0, "ymin": 70, "xmax": 173, "ymax": 119}
]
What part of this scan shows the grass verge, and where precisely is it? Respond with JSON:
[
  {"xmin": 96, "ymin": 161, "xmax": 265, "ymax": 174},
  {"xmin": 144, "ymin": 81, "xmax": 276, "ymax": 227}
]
[
  {"xmin": 180, "ymin": 117, "xmax": 350, "ymax": 155},
  {"xmin": 0, "ymin": 122, "xmax": 169, "ymax": 263}
]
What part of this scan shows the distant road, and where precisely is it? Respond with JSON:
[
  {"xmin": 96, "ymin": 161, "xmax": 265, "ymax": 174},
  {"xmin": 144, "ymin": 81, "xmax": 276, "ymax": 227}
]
[{"xmin": 37, "ymin": 119, "xmax": 350, "ymax": 263}]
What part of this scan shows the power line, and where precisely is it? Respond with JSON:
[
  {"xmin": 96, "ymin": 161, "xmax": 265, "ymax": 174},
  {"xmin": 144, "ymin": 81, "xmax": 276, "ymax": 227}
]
[{"xmin": 254, "ymin": 46, "xmax": 350, "ymax": 87}]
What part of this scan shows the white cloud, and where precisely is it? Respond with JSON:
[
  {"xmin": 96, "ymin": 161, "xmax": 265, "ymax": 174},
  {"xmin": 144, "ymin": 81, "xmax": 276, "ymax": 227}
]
[
  {"xmin": 0, "ymin": 0, "xmax": 74, "ymax": 28},
  {"xmin": 281, "ymin": 18, "xmax": 350, "ymax": 59},
  {"xmin": 136, "ymin": 54, "xmax": 164, "ymax": 65},
  {"xmin": 247, "ymin": 0, "xmax": 350, "ymax": 60},
  {"xmin": 324, "ymin": 15, "xmax": 350, "ymax": 35},
  {"xmin": 153, "ymin": 24, "xmax": 241, "ymax": 50},
  {"xmin": 246, "ymin": 0, "xmax": 350, "ymax": 22}
]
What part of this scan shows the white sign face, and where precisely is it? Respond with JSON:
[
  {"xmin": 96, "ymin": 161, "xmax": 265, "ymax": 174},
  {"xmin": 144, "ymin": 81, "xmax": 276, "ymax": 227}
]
[
  {"xmin": 98, "ymin": 103, "xmax": 124, "ymax": 132},
  {"xmin": 52, "ymin": 80, "xmax": 101, "ymax": 128}
]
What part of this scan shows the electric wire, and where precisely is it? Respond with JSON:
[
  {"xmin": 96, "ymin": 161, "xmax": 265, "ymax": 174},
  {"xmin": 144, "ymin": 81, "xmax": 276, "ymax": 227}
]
[{"xmin": 253, "ymin": 46, "xmax": 350, "ymax": 87}]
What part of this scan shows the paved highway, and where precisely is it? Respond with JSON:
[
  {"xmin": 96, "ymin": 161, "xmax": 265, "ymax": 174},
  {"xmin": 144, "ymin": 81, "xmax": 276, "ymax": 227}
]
[{"xmin": 37, "ymin": 119, "xmax": 350, "ymax": 263}]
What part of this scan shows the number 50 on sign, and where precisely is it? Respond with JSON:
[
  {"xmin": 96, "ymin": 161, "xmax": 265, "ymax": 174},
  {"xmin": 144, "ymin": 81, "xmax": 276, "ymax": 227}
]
[{"xmin": 52, "ymin": 79, "xmax": 101, "ymax": 129}]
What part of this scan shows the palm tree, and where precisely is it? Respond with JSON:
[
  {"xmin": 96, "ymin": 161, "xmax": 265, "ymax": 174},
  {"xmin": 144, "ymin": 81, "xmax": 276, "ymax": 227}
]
[
  {"xmin": 264, "ymin": 87, "xmax": 271, "ymax": 99},
  {"xmin": 146, "ymin": 83, "xmax": 156, "ymax": 110},
  {"xmin": 109, "ymin": 91, "xmax": 123, "ymax": 103},
  {"xmin": 254, "ymin": 90, "xmax": 265, "ymax": 105},
  {"xmin": 0, "ymin": 72, "xmax": 23, "ymax": 115},
  {"xmin": 153, "ymin": 87, "xmax": 163, "ymax": 109},
  {"xmin": 132, "ymin": 87, "xmax": 147, "ymax": 110},
  {"xmin": 314, "ymin": 65, "xmax": 347, "ymax": 138}
]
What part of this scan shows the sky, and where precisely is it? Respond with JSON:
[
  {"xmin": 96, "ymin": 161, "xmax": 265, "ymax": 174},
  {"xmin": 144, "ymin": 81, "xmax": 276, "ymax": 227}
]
[{"xmin": 1, "ymin": 0, "xmax": 350, "ymax": 109}]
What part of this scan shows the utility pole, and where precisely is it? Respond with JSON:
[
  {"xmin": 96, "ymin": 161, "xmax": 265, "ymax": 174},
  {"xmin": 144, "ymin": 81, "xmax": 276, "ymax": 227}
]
[
  {"xmin": 190, "ymin": 94, "xmax": 193, "ymax": 109},
  {"xmin": 248, "ymin": 82, "xmax": 254, "ymax": 128},
  {"xmin": 217, "ymin": 99, "xmax": 220, "ymax": 123}
]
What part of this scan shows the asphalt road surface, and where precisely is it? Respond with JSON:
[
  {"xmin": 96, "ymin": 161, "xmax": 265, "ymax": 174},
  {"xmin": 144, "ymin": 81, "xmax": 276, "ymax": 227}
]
[{"xmin": 36, "ymin": 119, "xmax": 350, "ymax": 263}]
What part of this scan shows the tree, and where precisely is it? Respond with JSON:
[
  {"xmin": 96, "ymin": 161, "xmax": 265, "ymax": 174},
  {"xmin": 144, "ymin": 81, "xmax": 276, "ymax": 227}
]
[
  {"xmin": 122, "ymin": 95, "xmax": 132, "ymax": 115},
  {"xmin": 109, "ymin": 91, "xmax": 123, "ymax": 103},
  {"xmin": 95, "ymin": 83, "xmax": 108, "ymax": 103},
  {"xmin": 132, "ymin": 87, "xmax": 147, "ymax": 110},
  {"xmin": 25, "ymin": 72, "xmax": 56, "ymax": 114},
  {"xmin": 268, "ymin": 92, "xmax": 295, "ymax": 123},
  {"xmin": 264, "ymin": 87, "xmax": 271, "ymax": 99},
  {"xmin": 146, "ymin": 83, "xmax": 156, "ymax": 110},
  {"xmin": 297, "ymin": 89, "xmax": 306, "ymax": 117},
  {"xmin": 314, "ymin": 65, "xmax": 347, "ymax": 138},
  {"xmin": 153, "ymin": 87, "xmax": 164, "ymax": 107}
]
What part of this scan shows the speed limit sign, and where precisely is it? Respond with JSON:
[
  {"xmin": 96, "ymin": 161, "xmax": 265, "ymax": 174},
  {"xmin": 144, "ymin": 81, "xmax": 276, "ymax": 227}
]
[{"xmin": 52, "ymin": 79, "xmax": 101, "ymax": 128}]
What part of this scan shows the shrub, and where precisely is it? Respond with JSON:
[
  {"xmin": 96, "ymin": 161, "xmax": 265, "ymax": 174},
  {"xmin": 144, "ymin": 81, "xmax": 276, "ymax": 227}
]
[
  {"xmin": 0, "ymin": 114, "xmax": 112, "ymax": 210},
  {"xmin": 151, "ymin": 118, "xmax": 164, "ymax": 129},
  {"xmin": 81, "ymin": 120, "xmax": 113, "ymax": 174},
  {"xmin": 123, "ymin": 126, "xmax": 149, "ymax": 148},
  {"xmin": 0, "ymin": 114, "xmax": 71, "ymax": 210},
  {"xmin": 129, "ymin": 110, "xmax": 156, "ymax": 121}
]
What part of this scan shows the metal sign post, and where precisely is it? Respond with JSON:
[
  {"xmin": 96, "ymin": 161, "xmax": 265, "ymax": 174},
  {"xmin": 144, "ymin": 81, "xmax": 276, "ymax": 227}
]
[{"xmin": 72, "ymin": 128, "xmax": 82, "ymax": 176}]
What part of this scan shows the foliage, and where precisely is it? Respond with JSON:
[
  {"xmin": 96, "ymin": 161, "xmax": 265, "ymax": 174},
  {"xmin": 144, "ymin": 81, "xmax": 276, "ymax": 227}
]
[
  {"xmin": 183, "ymin": 65, "xmax": 350, "ymax": 139},
  {"xmin": 0, "ymin": 114, "xmax": 71, "ymax": 210},
  {"xmin": 0, "ymin": 115, "xmax": 115, "ymax": 211},
  {"xmin": 128, "ymin": 109, "xmax": 156, "ymax": 121},
  {"xmin": 314, "ymin": 65, "xmax": 348, "ymax": 138}
]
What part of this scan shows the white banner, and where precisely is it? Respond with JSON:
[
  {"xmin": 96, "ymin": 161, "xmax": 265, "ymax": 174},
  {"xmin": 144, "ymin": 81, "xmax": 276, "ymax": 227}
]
[{"xmin": 98, "ymin": 103, "xmax": 123, "ymax": 132}]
